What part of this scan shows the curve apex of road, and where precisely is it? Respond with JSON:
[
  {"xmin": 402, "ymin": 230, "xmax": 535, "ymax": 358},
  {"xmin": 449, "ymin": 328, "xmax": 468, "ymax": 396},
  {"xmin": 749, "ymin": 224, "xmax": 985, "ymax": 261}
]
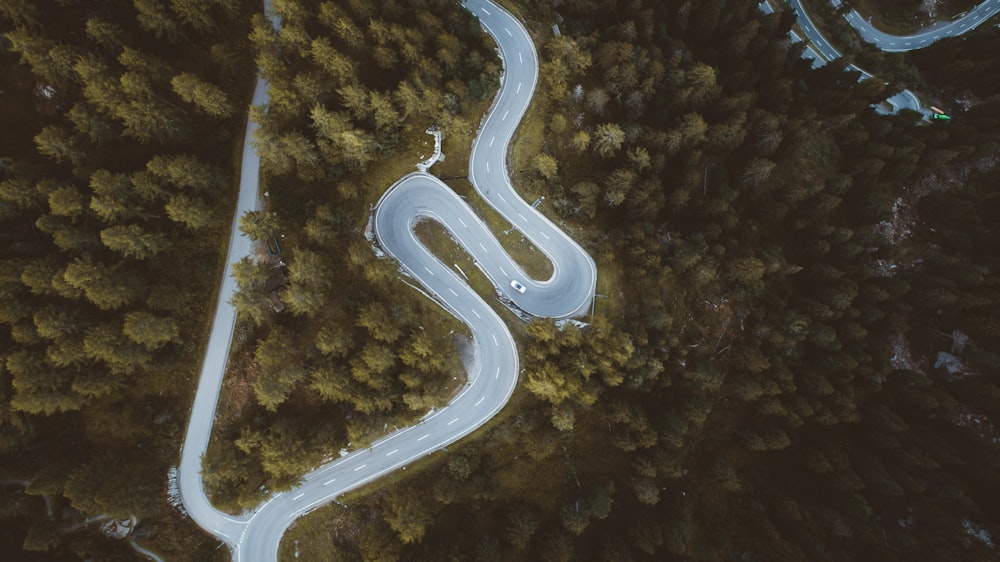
[
  {"xmin": 830, "ymin": 0, "xmax": 1000, "ymax": 53},
  {"xmin": 177, "ymin": 0, "xmax": 596, "ymax": 561},
  {"xmin": 775, "ymin": 0, "xmax": 996, "ymax": 116}
]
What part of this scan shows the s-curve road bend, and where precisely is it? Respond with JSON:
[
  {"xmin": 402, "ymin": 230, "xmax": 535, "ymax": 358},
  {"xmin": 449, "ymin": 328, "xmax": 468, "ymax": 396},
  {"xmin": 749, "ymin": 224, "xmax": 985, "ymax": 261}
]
[
  {"xmin": 178, "ymin": 0, "xmax": 596, "ymax": 561},
  {"xmin": 830, "ymin": 0, "xmax": 1000, "ymax": 52}
]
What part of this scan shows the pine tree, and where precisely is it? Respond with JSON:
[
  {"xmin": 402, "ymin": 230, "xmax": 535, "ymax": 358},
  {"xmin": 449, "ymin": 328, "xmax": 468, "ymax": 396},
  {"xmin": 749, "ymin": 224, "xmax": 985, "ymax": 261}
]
[
  {"xmin": 383, "ymin": 490, "xmax": 433, "ymax": 544},
  {"xmin": 100, "ymin": 224, "xmax": 170, "ymax": 260},
  {"xmin": 123, "ymin": 310, "xmax": 178, "ymax": 350},
  {"xmin": 171, "ymin": 73, "xmax": 234, "ymax": 117},
  {"xmin": 63, "ymin": 258, "xmax": 140, "ymax": 311},
  {"xmin": 593, "ymin": 123, "xmax": 625, "ymax": 157},
  {"xmin": 34, "ymin": 126, "xmax": 86, "ymax": 165},
  {"xmin": 165, "ymin": 194, "xmax": 213, "ymax": 229},
  {"xmin": 239, "ymin": 210, "xmax": 279, "ymax": 241}
]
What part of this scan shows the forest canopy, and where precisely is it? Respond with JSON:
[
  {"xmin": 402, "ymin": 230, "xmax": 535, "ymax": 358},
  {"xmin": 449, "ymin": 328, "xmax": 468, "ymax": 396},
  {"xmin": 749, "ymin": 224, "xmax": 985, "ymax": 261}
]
[{"xmin": 2, "ymin": 0, "xmax": 1000, "ymax": 560}]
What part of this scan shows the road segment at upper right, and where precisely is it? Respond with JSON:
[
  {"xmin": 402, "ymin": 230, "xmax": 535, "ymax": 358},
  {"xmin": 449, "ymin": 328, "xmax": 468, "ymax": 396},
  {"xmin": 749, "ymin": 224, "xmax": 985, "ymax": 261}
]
[
  {"xmin": 771, "ymin": 0, "xmax": 999, "ymax": 115},
  {"xmin": 832, "ymin": 0, "xmax": 1000, "ymax": 52}
]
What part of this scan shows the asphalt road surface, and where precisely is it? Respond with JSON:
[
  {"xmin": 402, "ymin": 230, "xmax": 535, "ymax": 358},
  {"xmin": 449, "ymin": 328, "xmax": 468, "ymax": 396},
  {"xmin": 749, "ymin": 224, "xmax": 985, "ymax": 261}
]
[
  {"xmin": 179, "ymin": 0, "xmax": 999, "ymax": 556},
  {"xmin": 177, "ymin": 0, "xmax": 595, "ymax": 560},
  {"xmin": 774, "ymin": 0, "xmax": 997, "ymax": 113},
  {"xmin": 176, "ymin": 67, "xmax": 269, "ymax": 556},
  {"xmin": 792, "ymin": 0, "xmax": 996, "ymax": 112},
  {"xmin": 831, "ymin": 0, "xmax": 1000, "ymax": 52}
]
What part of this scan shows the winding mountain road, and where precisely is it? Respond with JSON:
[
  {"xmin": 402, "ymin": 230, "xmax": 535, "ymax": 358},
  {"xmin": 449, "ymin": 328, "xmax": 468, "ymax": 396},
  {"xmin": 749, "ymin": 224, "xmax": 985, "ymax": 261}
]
[
  {"xmin": 770, "ymin": 0, "xmax": 997, "ymax": 114},
  {"xmin": 177, "ymin": 0, "xmax": 594, "ymax": 560},
  {"xmin": 178, "ymin": 0, "xmax": 997, "ymax": 557},
  {"xmin": 832, "ymin": 0, "xmax": 1000, "ymax": 52}
]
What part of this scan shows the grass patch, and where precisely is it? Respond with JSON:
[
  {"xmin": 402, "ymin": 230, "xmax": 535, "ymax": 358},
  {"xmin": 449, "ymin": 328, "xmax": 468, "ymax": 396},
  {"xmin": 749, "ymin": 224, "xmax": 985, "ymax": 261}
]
[{"xmin": 436, "ymin": 177, "xmax": 555, "ymax": 280}]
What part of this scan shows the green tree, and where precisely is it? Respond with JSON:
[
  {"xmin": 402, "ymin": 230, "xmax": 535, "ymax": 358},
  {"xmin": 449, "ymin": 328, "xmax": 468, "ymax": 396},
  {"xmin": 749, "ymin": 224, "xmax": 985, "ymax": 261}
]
[
  {"xmin": 593, "ymin": 123, "xmax": 625, "ymax": 157},
  {"xmin": 100, "ymin": 224, "xmax": 170, "ymax": 260},
  {"xmin": 252, "ymin": 326, "xmax": 307, "ymax": 411},
  {"xmin": 133, "ymin": 0, "xmax": 183, "ymax": 42},
  {"xmin": 3, "ymin": 28, "xmax": 76, "ymax": 85},
  {"xmin": 239, "ymin": 210, "xmax": 279, "ymax": 241},
  {"xmin": 231, "ymin": 257, "xmax": 274, "ymax": 326},
  {"xmin": 46, "ymin": 184, "xmax": 86, "ymax": 218},
  {"xmin": 116, "ymin": 77, "xmax": 184, "ymax": 141},
  {"xmin": 147, "ymin": 153, "xmax": 224, "ymax": 191},
  {"xmin": 284, "ymin": 249, "xmax": 332, "ymax": 317},
  {"xmin": 166, "ymin": 194, "xmax": 213, "ymax": 229},
  {"xmin": 89, "ymin": 169, "xmax": 134, "ymax": 222},
  {"xmin": 560, "ymin": 500, "xmax": 590, "ymax": 535},
  {"xmin": 171, "ymin": 72, "xmax": 234, "ymax": 117},
  {"xmin": 32, "ymin": 305, "xmax": 84, "ymax": 340},
  {"xmin": 533, "ymin": 153, "xmax": 559, "ymax": 180},
  {"xmin": 357, "ymin": 302, "xmax": 403, "ymax": 343},
  {"xmin": 34, "ymin": 126, "xmax": 86, "ymax": 165},
  {"xmin": 84, "ymin": 17, "xmax": 126, "ymax": 50},
  {"xmin": 123, "ymin": 310, "xmax": 178, "ymax": 350},
  {"xmin": 170, "ymin": 0, "xmax": 215, "ymax": 31},
  {"xmin": 63, "ymin": 258, "xmax": 140, "ymax": 310},
  {"xmin": 64, "ymin": 452, "xmax": 158, "ymax": 517},
  {"xmin": 383, "ymin": 491, "xmax": 433, "ymax": 544},
  {"xmin": 506, "ymin": 505, "xmax": 539, "ymax": 550},
  {"xmin": 369, "ymin": 90, "xmax": 400, "ymax": 131},
  {"xmin": 83, "ymin": 323, "xmax": 152, "ymax": 376},
  {"xmin": 741, "ymin": 157, "xmax": 777, "ymax": 187}
]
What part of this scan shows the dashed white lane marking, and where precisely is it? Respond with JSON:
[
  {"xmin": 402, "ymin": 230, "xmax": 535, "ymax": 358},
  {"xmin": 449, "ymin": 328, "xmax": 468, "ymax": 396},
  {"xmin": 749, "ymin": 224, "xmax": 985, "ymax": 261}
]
[
  {"xmin": 492, "ymin": 334, "xmax": 498, "ymax": 346},
  {"xmin": 504, "ymin": 27, "xmax": 512, "ymax": 36},
  {"xmin": 448, "ymin": 288, "xmax": 458, "ymax": 296},
  {"xmin": 518, "ymin": 52, "xmax": 523, "ymax": 64},
  {"xmin": 479, "ymin": 242, "xmax": 488, "ymax": 252},
  {"xmin": 475, "ymin": 396, "xmax": 485, "ymax": 406},
  {"xmin": 516, "ymin": 82, "xmax": 521, "ymax": 93},
  {"xmin": 486, "ymin": 161, "xmax": 490, "ymax": 173},
  {"xmin": 480, "ymin": 7, "xmax": 490, "ymax": 15},
  {"xmin": 418, "ymin": 434, "xmax": 429, "ymax": 441},
  {"xmin": 540, "ymin": 231, "xmax": 550, "ymax": 239},
  {"xmin": 424, "ymin": 266, "xmax": 434, "ymax": 275},
  {"xmin": 499, "ymin": 266, "xmax": 508, "ymax": 276},
  {"xmin": 489, "ymin": 136, "xmax": 495, "ymax": 147},
  {"xmin": 323, "ymin": 479, "xmax": 336, "ymax": 486},
  {"xmin": 354, "ymin": 464, "xmax": 367, "ymax": 472},
  {"xmin": 459, "ymin": 218, "xmax": 468, "ymax": 228},
  {"xmin": 447, "ymin": 418, "xmax": 459, "ymax": 426},
  {"xmin": 518, "ymin": 213, "xmax": 527, "ymax": 221},
  {"xmin": 495, "ymin": 365, "xmax": 500, "ymax": 379},
  {"xmin": 498, "ymin": 193, "xmax": 507, "ymax": 202},
  {"xmin": 502, "ymin": 110, "xmax": 509, "ymax": 121},
  {"xmin": 386, "ymin": 449, "xmax": 398, "ymax": 457},
  {"xmin": 472, "ymin": 309, "xmax": 481, "ymax": 319},
  {"xmin": 293, "ymin": 493, "xmax": 304, "ymax": 501}
]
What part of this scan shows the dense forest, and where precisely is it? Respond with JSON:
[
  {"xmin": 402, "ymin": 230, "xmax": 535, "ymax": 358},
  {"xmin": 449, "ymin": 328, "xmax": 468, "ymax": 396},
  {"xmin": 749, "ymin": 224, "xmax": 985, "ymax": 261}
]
[
  {"xmin": 276, "ymin": 0, "xmax": 1000, "ymax": 561},
  {"xmin": 202, "ymin": 0, "xmax": 501, "ymax": 512},
  {"xmin": 0, "ymin": 0, "xmax": 257, "ymax": 558},
  {"xmin": 3, "ymin": 0, "xmax": 1000, "ymax": 560}
]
